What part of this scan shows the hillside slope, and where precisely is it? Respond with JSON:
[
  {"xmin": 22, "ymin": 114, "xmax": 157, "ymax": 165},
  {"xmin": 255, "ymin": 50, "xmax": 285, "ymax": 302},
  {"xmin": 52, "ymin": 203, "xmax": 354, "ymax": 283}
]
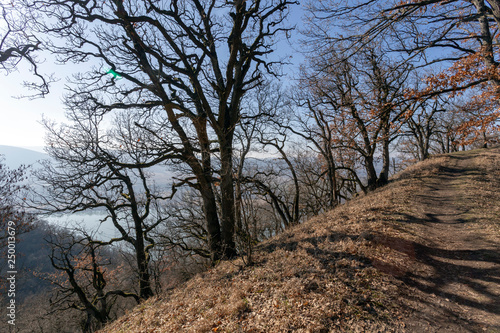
[{"xmin": 100, "ymin": 149, "xmax": 500, "ymax": 333}]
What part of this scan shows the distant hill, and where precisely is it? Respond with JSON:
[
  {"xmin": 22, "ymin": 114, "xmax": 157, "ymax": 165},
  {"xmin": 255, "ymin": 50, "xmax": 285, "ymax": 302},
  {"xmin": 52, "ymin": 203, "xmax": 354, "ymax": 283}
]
[
  {"xmin": 0, "ymin": 220, "xmax": 56, "ymax": 302},
  {"xmin": 99, "ymin": 148, "xmax": 500, "ymax": 332},
  {"xmin": 0, "ymin": 145, "xmax": 176, "ymax": 183},
  {"xmin": 0, "ymin": 145, "xmax": 48, "ymax": 169}
]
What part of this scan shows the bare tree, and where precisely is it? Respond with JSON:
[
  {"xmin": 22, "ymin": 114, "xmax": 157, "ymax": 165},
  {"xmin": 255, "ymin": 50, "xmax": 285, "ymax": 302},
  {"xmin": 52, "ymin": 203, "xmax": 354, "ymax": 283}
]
[
  {"xmin": 0, "ymin": 2, "xmax": 50, "ymax": 96},
  {"xmin": 399, "ymin": 97, "xmax": 448, "ymax": 161},
  {"xmin": 231, "ymin": 83, "xmax": 303, "ymax": 232},
  {"xmin": 303, "ymin": 0, "xmax": 500, "ymax": 134},
  {"xmin": 22, "ymin": 0, "xmax": 298, "ymax": 261},
  {"xmin": 155, "ymin": 189, "xmax": 212, "ymax": 259},
  {"xmin": 298, "ymin": 47, "xmax": 413, "ymax": 191},
  {"xmin": 287, "ymin": 90, "xmax": 343, "ymax": 205},
  {"xmin": 305, "ymin": 0, "xmax": 500, "ymax": 82},
  {"xmin": 45, "ymin": 230, "xmax": 138, "ymax": 332},
  {"xmin": 433, "ymin": 110, "xmax": 465, "ymax": 154},
  {"xmin": 29, "ymin": 106, "xmax": 175, "ymax": 301},
  {"xmin": 244, "ymin": 145, "xmax": 301, "ymax": 230}
]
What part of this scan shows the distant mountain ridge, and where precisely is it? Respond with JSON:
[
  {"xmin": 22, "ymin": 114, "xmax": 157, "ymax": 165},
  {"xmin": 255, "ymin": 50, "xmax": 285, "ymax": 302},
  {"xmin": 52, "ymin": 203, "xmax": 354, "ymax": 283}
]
[{"xmin": 0, "ymin": 145, "xmax": 48, "ymax": 169}]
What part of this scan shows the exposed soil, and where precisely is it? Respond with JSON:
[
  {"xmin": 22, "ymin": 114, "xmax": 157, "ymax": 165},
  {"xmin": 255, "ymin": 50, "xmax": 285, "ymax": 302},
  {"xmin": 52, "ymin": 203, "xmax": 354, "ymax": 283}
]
[{"xmin": 394, "ymin": 149, "xmax": 500, "ymax": 332}]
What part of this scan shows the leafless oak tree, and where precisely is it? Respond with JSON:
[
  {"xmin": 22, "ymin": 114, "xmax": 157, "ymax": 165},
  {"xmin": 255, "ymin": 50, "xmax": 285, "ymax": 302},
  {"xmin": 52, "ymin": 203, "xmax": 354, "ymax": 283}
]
[
  {"xmin": 22, "ymin": 0, "xmax": 298, "ymax": 261},
  {"xmin": 298, "ymin": 47, "xmax": 413, "ymax": 191},
  {"xmin": 29, "ymin": 106, "xmax": 176, "ymax": 300}
]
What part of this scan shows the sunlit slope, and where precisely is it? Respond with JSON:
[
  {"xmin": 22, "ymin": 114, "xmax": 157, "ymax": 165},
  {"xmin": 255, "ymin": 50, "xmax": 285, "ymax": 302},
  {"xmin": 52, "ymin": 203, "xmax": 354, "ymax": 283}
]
[{"xmin": 100, "ymin": 148, "xmax": 500, "ymax": 333}]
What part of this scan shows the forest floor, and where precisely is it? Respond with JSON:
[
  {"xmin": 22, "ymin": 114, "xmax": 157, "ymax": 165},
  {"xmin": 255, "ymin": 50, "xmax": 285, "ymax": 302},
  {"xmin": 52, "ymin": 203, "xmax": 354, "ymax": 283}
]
[{"xmin": 100, "ymin": 148, "xmax": 500, "ymax": 333}]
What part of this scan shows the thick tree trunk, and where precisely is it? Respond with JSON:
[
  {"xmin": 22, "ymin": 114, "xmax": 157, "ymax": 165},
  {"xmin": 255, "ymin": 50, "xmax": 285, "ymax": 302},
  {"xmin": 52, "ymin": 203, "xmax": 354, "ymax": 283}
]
[
  {"xmin": 376, "ymin": 113, "xmax": 391, "ymax": 187},
  {"xmin": 420, "ymin": 132, "xmax": 431, "ymax": 160},
  {"xmin": 323, "ymin": 140, "xmax": 338, "ymax": 208},
  {"xmin": 365, "ymin": 154, "xmax": 378, "ymax": 191},
  {"xmin": 378, "ymin": 136, "xmax": 391, "ymax": 187},
  {"xmin": 472, "ymin": 0, "xmax": 500, "ymax": 87},
  {"xmin": 219, "ymin": 138, "xmax": 237, "ymax": 259},
  {"xmin": 199, "ymin": 180, "xmax": 223, "ymax": 263},
  {"xmin": 193, "ymin": 117, "xmax": 224, "ymax": 263},
  {"xmin": 420, "ymin": 144, "xmax": 428, "ymax": 160},
  {"xmin": 125, "ymin": 175, "xmax": 154, "ymax": 300},
  {"xmin": 134, "ymin": 228, "xmax": 154, "ymax": 300}
]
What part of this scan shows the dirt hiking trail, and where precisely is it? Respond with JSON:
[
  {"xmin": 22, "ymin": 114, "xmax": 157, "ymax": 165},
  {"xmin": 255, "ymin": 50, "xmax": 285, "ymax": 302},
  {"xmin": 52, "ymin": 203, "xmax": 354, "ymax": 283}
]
[{"xmin": 398, "ymin": 149, "xmax": 500, "ymax": 332}]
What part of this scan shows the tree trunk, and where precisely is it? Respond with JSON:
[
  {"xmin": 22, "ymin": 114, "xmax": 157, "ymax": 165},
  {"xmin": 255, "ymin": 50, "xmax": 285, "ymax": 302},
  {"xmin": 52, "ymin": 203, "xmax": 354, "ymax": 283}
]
[
  {"xmin": 446, "ymin": 133, "xmax": 451, "ymax": 153},
  {"xmin": 219, "ymin": 138, "xmax": 237, "ymax": 259},
  {"xmin": 326, "ymin": 154, "xmax": 338, "ymax": 208},
  {"xmin": 421, "ymin": 131, "xmax": 431, "ymax": 160},
  {"xmin": 377, "ymin": 113, "xmax": 391, "ymax": 186},
  {"xmin": 194, "ymin": 117, "xmax": 223, "ymax": 263},
  {"xmin": 322, "ymin": 138, "xmax": 338, "ymax": 208},
  {"xmin": 134, "ymin": 228, "xmax": 154, "ymax": 300},
  {"xmin": 199, "ymin": 180, "xmax": 223, "ymax": 263},
  {"xmin": 234, "ymin": 178, "xmax": 243, "ymax": 238},
  {"xmin": 472, "ymin": 0, "xmax": 500, "ymax": 87},
  {"xmin": 378, "ymin": 137, "xmax": 391, "ymax": 187},
  {"xmin": 365, "ymin": 154, "xmax": 378, "ymax": 191}
]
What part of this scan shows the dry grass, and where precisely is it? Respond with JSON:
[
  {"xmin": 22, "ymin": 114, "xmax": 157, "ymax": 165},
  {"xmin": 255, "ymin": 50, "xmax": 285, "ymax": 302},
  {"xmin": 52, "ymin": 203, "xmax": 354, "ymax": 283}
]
[
  {"xmin": 454, "ymin": 149, "xmax": 500, "ymax": 240},
  {"xmin": 99, "ymin": 149, "xmax": 500, "ymax": 333}
]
